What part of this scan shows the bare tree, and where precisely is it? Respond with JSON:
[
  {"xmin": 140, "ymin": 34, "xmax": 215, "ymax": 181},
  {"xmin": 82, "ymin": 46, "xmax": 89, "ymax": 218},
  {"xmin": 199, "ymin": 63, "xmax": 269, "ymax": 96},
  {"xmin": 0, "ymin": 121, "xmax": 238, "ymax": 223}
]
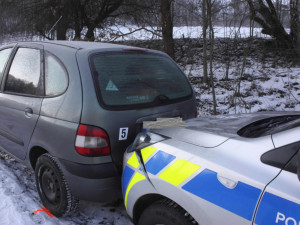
[
  {"xmin": 160, "ymin": 0, "xmax": 175, "ymax": 59},
  {"xmin": 246, "ymin": 0, "xmax": 296, "ymax": 48},
  {"xmin": 23, "ymin": 0, "xmax": 124, "ymax": 41},
  {"xmin": 202, "ymin": 0, "xmax": 209, "ymax": 84},
  {"xmin": 207, "ymin": 0, "xmax": 217, "ymax": 115},
  {"xmin": 201, "ymin": 0, "xmax": 217, "ymax": 113},
  {"xmin": 290, "ymin": 0, "xmax": 300, "ymax": 52},
  {"xmin": 81, "ymin": 0, "xmax": 123, "ymax": 40}
]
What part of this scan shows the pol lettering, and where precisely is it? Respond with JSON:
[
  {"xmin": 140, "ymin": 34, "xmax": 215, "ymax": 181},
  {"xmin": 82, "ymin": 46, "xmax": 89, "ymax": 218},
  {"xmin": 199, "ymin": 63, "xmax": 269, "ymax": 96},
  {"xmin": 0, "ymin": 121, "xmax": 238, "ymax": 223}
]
[{"xmin": 276, "ymin": 212, "xmax": 300, "ymax": 225}]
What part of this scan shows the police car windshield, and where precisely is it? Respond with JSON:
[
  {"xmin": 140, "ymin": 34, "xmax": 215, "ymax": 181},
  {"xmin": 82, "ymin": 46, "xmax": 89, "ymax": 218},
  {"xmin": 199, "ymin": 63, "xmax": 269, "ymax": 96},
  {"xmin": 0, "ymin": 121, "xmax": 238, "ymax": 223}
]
[
  {"xmin": 238, "ymin": 115, "xmax": 300, "ymax": 138},
  {"xmin": 90, "ymin": 51, "xmax": 192, "ymax": 109}
]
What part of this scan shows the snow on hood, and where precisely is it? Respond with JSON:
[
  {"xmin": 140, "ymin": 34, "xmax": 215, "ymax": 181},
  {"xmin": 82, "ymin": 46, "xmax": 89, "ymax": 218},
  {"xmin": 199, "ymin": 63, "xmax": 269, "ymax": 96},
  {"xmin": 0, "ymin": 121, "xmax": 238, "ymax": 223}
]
[{"xmin": 151, "ymin": 111, "xmax": 300, "ymax": 148}]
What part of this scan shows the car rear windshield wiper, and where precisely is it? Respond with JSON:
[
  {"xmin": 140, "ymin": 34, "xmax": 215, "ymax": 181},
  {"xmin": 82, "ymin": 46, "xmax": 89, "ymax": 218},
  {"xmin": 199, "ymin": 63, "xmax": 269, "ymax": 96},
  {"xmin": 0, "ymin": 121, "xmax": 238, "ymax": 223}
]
[
  {"xmin": 155, "ymin": 94, "xmax": 170, "ymax": 104},
  {"xmin": 238, "ymin": 115, "xmax": 300, "ymax": 138}
]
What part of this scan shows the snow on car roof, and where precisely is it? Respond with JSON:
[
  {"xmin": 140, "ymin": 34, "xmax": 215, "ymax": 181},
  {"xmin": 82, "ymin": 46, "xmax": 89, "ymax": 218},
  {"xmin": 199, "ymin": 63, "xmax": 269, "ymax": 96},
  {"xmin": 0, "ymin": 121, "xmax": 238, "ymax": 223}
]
[
  {"xmin": 43, "ymin": 40, "xmax": 128, "ymax": 49},
  {"xmin": 4, "ymin": 40, "xmax": 132, "ymax": 50}
]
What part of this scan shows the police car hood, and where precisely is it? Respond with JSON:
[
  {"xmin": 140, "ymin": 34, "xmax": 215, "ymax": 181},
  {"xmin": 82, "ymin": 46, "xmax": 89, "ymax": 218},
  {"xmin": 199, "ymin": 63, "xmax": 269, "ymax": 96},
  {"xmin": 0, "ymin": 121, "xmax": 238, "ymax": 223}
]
[{"xmin": 151, "ymin": 111, "xmax": 300, "ymax": 148}]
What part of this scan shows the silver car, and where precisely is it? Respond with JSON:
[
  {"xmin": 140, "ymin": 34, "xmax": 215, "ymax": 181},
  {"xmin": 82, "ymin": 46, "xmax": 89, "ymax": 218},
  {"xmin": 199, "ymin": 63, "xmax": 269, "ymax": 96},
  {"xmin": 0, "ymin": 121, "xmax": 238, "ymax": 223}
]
[
  {"xmin": 0, "ymin": 41, "xmax": 196, "ymax": 216},
  {"xmin": 123, "ymin": 112, "xmax": 300, "ymax": 225}
]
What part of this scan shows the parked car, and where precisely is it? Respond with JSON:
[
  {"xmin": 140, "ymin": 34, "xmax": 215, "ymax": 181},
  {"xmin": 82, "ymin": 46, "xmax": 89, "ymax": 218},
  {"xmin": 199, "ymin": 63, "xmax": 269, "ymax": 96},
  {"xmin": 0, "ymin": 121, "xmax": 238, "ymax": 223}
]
[
  {"xmin": 0, "ymin": 41, "xmax": 196, "ymax": 216},
  {"xmin": 123, "ymin": 112, "xmax": 300, "ymax": 225}
]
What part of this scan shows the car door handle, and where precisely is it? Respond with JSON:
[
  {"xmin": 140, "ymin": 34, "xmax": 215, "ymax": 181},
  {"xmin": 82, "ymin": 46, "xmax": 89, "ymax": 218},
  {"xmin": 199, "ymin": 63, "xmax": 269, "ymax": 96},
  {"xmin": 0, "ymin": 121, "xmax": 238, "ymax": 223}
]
[
  {"xmin": 217, "ymin": 174, "xmax": 238, "ymax": 189},
  {"xmin": 24, "ymin": 108, "xmax": 33, "ymax": 118}
]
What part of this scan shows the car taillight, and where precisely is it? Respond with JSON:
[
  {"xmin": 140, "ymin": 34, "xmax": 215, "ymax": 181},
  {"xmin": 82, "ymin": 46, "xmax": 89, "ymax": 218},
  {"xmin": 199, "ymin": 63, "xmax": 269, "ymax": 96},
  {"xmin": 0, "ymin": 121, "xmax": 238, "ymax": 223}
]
[{"xmin": 75, "ymin": 124, "xmax": 110, "ymax": 157}]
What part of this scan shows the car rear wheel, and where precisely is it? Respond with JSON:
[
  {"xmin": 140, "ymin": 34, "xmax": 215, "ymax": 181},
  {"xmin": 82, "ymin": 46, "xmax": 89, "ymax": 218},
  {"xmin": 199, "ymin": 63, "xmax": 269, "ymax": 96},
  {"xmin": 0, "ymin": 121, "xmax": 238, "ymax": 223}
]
[
  {"xmin": 35, "ymin": 153, "xmax": 79, "ymax": 217},
  {"xmin": 138, "ymin": 199, "xmax": 196, "ymax": 225}
]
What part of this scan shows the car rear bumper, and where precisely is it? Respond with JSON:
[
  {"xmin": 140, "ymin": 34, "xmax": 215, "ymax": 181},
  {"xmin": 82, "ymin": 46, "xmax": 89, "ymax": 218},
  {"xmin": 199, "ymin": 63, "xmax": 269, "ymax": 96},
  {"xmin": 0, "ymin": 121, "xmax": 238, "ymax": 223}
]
[{"xmin": 58, "ymin": 159, "xmax": 122, "ymax": 202}]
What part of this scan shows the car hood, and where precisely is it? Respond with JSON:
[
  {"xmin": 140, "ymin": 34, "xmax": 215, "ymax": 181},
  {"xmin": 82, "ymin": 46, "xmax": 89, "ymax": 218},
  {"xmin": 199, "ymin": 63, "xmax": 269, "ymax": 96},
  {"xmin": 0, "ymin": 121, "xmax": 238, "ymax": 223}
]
[{"xmin": 151, "ymin": 111, "xmax": 300, "ymax": 148}]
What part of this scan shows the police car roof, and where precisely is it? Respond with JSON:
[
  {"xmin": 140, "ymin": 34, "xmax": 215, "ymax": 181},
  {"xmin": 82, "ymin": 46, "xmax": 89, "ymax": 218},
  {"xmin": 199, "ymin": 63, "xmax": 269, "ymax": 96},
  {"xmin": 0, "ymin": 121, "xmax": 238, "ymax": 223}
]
[{"xmin": 151, "ymin": 111, "xmax": 300, "ymax": 147}]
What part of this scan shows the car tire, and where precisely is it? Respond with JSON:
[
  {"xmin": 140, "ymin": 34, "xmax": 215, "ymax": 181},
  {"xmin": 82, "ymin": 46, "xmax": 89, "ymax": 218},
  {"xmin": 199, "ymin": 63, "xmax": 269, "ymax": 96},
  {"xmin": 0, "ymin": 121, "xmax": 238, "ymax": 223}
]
[
  {"xmin": 138, "ymin": 199, "xmax": 196, "ymax": 225},
  {"xmin": 35, "ymin": 153, "xmax": 79, "ymax": 217}
]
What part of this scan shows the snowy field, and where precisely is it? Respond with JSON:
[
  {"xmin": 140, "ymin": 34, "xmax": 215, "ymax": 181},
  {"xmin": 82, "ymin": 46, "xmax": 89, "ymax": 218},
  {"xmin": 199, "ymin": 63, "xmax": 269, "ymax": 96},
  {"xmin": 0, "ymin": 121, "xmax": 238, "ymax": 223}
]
[
  {"xmin": 91, "ymin": 25, "xmax": 269, "ymax": 41},
  {"xmin": 1, "ymin": 25, "xmax": 268, "ymax": 43},
  {"xmin": 0, "ymin": 26, "xmax": 299, "ymax": 224}
]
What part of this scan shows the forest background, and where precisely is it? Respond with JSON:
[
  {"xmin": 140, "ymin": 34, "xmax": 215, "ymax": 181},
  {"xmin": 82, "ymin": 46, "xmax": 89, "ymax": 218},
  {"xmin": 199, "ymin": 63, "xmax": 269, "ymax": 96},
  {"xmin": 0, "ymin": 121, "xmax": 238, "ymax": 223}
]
[{"xmin": 1, "ymin": 0, "xmax": 300, "ymax": 115}]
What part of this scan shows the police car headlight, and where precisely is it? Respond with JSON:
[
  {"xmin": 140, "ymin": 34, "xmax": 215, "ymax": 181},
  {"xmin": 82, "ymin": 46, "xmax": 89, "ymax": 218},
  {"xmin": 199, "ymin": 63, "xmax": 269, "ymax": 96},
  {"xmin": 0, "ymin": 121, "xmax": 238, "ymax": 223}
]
[{"xmin": 128, "ymin": 132, "xmax": 167, "ymax": 153}]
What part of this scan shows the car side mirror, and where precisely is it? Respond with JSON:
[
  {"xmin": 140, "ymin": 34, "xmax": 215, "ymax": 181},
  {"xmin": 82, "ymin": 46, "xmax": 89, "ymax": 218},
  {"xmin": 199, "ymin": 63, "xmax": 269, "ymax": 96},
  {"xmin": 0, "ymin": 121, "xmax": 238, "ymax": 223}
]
[
  {"xmin": 127, "ymin": 133, "xmax": 151, "ymax": 153},
  {"xmin": 127, "ymin": 132, "xmax": 167, "ymax": 153}
]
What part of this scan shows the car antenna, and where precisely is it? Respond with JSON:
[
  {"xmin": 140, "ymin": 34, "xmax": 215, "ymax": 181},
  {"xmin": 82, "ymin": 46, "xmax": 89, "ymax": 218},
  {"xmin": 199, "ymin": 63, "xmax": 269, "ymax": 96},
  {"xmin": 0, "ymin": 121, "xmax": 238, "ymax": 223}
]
[{"xmin": 47, "ymin": 16, "xmax": 63, "ymax": 38}]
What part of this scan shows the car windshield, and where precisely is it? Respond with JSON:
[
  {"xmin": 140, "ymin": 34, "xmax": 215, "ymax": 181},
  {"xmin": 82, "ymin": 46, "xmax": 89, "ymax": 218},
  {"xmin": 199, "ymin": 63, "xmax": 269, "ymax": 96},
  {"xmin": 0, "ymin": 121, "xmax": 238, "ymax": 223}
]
[
  {"xmin": 90, "ymin": 51, "xmax": 192, "ymax": 108},
  {"xmin": 237, "ymin": 115, "xmax": 300, "ymax": 138}
]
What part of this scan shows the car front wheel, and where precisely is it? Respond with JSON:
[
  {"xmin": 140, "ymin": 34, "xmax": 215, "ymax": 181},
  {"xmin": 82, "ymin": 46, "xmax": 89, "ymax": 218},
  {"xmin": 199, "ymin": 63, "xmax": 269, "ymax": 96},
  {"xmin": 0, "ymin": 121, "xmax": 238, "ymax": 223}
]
[
  {"xmin": 138, "ymin": 199, "xmax": 196, "ymax": 225},
  {"xmin": 35, "ymin": 153, "xmax": 78, "ymax": 217}
]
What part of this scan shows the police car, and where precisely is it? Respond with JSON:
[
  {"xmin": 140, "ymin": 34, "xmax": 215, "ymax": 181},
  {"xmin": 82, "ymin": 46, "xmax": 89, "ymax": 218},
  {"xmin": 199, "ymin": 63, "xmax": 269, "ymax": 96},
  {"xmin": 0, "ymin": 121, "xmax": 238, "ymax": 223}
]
[{"xmin": 122, "ymin": 112, "xmax": 300, "ymax": 225}]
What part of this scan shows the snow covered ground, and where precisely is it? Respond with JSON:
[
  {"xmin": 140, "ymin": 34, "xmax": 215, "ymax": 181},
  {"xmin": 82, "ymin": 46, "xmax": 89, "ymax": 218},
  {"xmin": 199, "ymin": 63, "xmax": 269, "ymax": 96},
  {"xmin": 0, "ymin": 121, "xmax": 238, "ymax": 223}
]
[
  {"xmin": 181, "ymin": 39, "xmax": 300, "ymax": 115},
  {"xmin": 188, "ymin": 57, "xmax": 300, "ymax": 115},
  {"xmin": 0, "ymin": 152, "xmax": 132, "ymax": 225}
]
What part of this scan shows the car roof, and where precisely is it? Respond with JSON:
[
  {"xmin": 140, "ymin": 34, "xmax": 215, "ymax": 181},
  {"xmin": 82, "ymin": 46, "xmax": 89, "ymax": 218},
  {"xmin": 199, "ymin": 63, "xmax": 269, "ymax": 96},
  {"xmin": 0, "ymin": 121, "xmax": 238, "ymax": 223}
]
[
  {"xmin": 44, "ymin": 40, "xmax": 129, "ymax": 49},
  {"xmin": 5, "ymin": 40, "xmax": 133, "ymax": 50},
  {"xmin": 150, "ymin": 111, "xmax": 300, "ymax": 147}
]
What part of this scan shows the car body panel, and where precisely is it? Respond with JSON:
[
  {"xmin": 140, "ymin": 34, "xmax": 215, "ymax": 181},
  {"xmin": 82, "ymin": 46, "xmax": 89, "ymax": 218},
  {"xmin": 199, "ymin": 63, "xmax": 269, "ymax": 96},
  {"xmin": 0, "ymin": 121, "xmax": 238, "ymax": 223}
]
[
  {"xmin": 151, "ymin": 111, "xmax": 300, "ymax": 148},
  {"xmin": 0, "ymin": 43, "xmax": 43, "ymax": 160},
  {"xmin": 27, "ymin": 115, "xmax": 112, "ymax": 164},
  {"xmin": 123, "ymin": 138, "xmax": 279, "ymax": 224},
  {"xmin": 152, "ymin": 111, "xmax": 300, "ymax": 139},
  {"xmin": 76, "ymin": 48, "xmax": 196, "ymax": 170},
  {"xmin": 0, "ymin": 94, "xmax": 42, "ymax": 160},
  {"xmin": 272, "ymin": 126, "xmax": 300, "ymax": 148},
  {"xmin": 123, "ymin": 112, "xmax": 300, "ymax": 224},
  {"xmin": 40, "ymin": 43, "xmax": 82, "ymax": 123},
  {"xmin": 255, "ymin": 169, "xmax": 300, "ymax": 225}
]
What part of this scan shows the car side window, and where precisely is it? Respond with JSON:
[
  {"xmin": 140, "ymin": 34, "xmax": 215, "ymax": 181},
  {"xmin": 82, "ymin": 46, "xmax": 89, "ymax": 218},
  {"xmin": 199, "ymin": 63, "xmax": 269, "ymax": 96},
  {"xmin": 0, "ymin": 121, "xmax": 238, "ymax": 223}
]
[
  {"xmin": 0, "ymin": 48, "xmax": 12, "ymax": 81},
  {"xmin": 5, "ymin": 48, "xmax": 42, "ymax": 96},
  {"xmin": 45, "ymin": 52, "xmax": 68, "ymax": 96}
]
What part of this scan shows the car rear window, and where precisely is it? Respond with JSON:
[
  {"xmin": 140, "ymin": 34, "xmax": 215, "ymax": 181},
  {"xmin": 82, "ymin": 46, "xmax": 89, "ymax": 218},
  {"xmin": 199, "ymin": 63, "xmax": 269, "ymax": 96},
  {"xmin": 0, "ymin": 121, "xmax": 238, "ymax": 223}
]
[{"xmin": 90, "ymin": 51, "xmax": 192, "ymax": 109}]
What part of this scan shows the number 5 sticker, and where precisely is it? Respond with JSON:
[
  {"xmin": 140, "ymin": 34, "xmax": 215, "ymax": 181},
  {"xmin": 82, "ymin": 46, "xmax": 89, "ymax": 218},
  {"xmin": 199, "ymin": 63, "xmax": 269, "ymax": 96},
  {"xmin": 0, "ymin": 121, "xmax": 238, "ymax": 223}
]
[{"xmin": 119, "ymin": 127, "xmax": 129, "ymax": 140}]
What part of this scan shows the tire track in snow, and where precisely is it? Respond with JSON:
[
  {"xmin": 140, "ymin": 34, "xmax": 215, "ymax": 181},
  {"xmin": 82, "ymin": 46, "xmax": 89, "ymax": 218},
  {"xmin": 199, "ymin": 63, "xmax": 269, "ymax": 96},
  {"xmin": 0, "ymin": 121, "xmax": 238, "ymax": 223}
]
[{"xmin": 0, "ymin": 152, "xmax": 132, "ymax": 225}]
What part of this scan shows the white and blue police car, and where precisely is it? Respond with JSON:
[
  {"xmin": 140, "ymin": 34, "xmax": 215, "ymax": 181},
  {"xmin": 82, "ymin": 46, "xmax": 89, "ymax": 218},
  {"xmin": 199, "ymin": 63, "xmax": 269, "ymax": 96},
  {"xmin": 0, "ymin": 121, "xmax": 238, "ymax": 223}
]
[{"xmin": 122, "ymin": 112, "xmax": 300, "ymax": 225}]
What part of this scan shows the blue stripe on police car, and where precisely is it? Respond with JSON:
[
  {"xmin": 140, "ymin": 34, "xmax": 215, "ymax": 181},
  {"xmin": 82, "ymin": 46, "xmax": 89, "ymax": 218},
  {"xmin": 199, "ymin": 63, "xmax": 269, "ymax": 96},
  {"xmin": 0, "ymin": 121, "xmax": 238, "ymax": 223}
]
[
  {"xmin": 255, "ymin": 192, "xmax": 300, "ymax": 225},
  {"xmin": 182, "ymin": 169, "xmax": 261, "ymax": 221}
]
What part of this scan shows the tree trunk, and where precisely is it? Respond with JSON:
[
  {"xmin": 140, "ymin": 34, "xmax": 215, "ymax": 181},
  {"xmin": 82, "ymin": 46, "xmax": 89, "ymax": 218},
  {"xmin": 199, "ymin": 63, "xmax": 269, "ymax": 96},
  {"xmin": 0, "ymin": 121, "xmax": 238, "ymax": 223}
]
[
  {"xmin": 56, "ymin": 21, "xmax": 67, "ymax": 40},
  {"xmin": 290, "ymin": 0, "xmax": 300, "ymax": 53},
  {"xmin": 73, "ymin": 0, "xmax": 82, "ymax": 40},
  {"xmin": 247, "ymin": 0, "xmax": 292, "ymax": 48},
  {"xmin": 57, "ymin": 29, "xmax": 66, "ymax": 40},
  {"xmin": 85, "ymin": 26, "xmax": 95, "ymax": 41},
  {"xmin": 82, "ymin": 1, "xmax": 123, "ymax": 41},
  {"xmin": 160, "ymin": 0, "xmax": 175, "ymax": 59},
  {"xmin": 202, "ymin": 0, "xmax": 208, "ymax": 84},
  {"xmin": 207, "ymin": 0, "xmax": 217, "ymax": 115},
  {"xmin": 74, "ymin": 26, "xmax": 81, "ymax": 40}
]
